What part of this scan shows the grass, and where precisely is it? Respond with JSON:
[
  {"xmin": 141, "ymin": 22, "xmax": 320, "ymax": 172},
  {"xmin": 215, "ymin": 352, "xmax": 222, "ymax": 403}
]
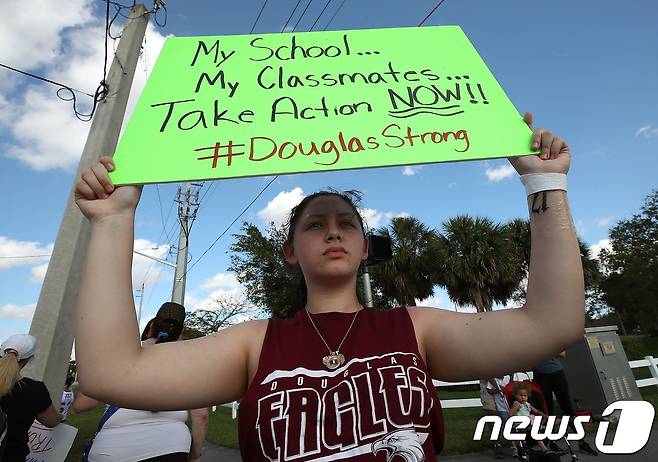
[
  {"xmin": 62, "ymin": 336, "xmax": 658, "ymax": 459},
  {"xmin": 63, "ymin": 403, "xmax": 105, "ymax": 462},
  {"xmin": 207, "ymin": 406, "xmax": 239, "ymax": 449}
]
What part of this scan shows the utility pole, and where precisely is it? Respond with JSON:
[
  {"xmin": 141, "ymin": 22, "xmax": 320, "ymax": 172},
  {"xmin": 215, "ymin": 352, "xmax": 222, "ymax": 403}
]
[
  {"xmin": 25, "ymin": 5, "xmax": 149, "ymax": 404},
  {"xmin": 136, "ymin": 282, "xmax": 145, "ymax": 327},
  {"xmin": 361, "ymin": 265, "xmax": 374, "ymax": 308},
  {"xmin": 171, "ymin": 183, "xmax": 200, "ymax": 305}
]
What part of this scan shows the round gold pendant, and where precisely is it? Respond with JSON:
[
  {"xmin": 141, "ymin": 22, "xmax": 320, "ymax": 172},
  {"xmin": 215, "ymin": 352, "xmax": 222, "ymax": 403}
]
[{"xmin": 322, "ymin": 352, "xmax": 345, "ymax": 370}]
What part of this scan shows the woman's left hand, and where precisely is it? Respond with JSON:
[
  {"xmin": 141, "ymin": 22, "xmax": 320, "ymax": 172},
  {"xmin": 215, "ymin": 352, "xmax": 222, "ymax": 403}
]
[{"xmin": 508, "ymin": 112, "xmax": 570, "ymax": 175}]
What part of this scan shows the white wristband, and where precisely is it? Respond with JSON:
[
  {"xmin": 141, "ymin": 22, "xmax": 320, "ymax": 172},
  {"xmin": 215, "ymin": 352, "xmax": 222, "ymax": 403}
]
[{"xmin": 520, "ymin": 173, "xmax": 567, "ymax": 196}]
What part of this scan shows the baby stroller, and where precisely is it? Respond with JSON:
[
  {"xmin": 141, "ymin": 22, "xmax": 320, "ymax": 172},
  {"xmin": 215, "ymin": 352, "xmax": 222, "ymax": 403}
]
[{"xmin": 503, "ymin": 377, "xmax": 578, "ymax": 462}]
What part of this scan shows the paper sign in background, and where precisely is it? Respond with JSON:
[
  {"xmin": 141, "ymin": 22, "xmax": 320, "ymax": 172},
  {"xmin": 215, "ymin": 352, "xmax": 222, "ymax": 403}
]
[
  {"xmin": 110, "ymin": 25, "xmax": 533, "ymax": 185},
  {"xmin": 27, "ymin": 422, "xmax": 78, "ymax": 462}
]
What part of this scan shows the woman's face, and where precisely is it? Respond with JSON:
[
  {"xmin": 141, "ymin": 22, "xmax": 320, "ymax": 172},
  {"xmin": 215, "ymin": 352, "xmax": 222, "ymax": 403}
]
[{"xmin": 284, "ymin": 195, "xmax": 368, "ymax": 283}]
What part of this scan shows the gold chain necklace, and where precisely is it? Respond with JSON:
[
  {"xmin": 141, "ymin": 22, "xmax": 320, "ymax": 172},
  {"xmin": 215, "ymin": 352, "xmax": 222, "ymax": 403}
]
[{"xmin": 305, "ymin": 308, "xmax": 361, "ymax": 370}]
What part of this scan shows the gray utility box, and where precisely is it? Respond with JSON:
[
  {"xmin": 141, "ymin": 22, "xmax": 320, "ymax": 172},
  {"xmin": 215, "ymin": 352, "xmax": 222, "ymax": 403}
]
[{"xmin": 562, "ymin": 326, "xmax": 641, "ymax": 417}]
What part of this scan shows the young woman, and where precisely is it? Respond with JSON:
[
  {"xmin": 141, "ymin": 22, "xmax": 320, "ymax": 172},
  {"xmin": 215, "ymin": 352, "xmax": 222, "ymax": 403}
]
[
  {"xmin": 74, "ymin": 113, "xmax": 584, "ymax": 461},
  {"xmin": 0, "ymin": 334, "xmax": 61, "ymax": 461},
  {"xmin": 74, "ymin": 303, "xmax": 208, "ymax": 462}
]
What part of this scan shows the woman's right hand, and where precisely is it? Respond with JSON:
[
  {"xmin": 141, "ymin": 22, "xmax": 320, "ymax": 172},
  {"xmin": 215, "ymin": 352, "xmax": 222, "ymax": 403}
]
[{"xmin": 75, "ymin": 156, "xmax": 142, "ymax": 223}]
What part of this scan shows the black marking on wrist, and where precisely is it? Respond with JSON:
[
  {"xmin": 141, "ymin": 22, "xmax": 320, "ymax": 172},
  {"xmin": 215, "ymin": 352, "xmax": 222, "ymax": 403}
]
[{"xmin": 531, "ymin": 191, "xmax": 550, "ymax": 214}]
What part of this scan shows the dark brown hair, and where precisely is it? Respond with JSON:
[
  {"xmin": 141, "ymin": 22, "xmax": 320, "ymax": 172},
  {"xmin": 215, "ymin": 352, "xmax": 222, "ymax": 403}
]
[
  {"xmin": 285, "ymin": 189, "xmax": 366, "ymax": 242},
  {"xmin": 512, "ymin": 381, "xmax": 533, "ymax": 396},
  {"xmin": 141, "ymin": 319, "xmax": 154, "ymax": 341},
  {"xmin": 284, "ymin": 190, "xmax": 367, "ymax": 314}
]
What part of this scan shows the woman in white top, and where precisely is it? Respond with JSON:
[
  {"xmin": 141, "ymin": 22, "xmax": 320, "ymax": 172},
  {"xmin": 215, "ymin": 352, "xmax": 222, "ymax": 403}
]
[{"xmin": 74, "ymin": 304, "xmax": 209, "ymax": 462}]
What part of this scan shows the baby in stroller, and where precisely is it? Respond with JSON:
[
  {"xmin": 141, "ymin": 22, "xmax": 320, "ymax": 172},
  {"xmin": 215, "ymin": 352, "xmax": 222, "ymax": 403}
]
[
  {"xmin": 508, "ymin": 382, "xmax": 552, "ymax": 454},
  {"xmin": 504, "ymin": 380, "xmax": 579, "ymax": 461}
]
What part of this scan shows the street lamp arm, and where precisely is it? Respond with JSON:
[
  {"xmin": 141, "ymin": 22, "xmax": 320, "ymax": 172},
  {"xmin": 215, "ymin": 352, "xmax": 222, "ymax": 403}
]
[{"xmin": 133, "ymin": 250, "xmax": 176, "ymax": 268}]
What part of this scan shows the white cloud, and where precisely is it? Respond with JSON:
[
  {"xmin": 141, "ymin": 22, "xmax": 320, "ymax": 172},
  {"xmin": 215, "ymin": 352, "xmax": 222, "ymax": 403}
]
[
  {"xmin": 0, "ymin": 0, "xmax": 95, "ymax": 71},
  {"xmin": 402, "ymin": 166, "xmax": 423, "ymax": 176},
  {"xmin": 200, "ymin": 272, "xmax": 240, "ymax": 292},
  {"xmin": 360, "ymin": 208, "xmax": 409, "ymax": 230},
  {"xmin": 257, "ymin": 187, "xmax": 305, "ymax": 228},
  {"xmin": 6, "ymin": 87, "xmax": 94, "ymax": 170},
  {"xmin": 635, "ymin": 125, "xmax": 658, "ymax": 139},
  {"xmin": 132, "ymin": 239, "xmax": 172, "ymax": 289},
  {"xmin": 190, "ymin": 288, "xmax": 246, "ymax": 312},
  {"xmin": 485, "ymin": 164, "xmax": 516, "ymax": 182},
  {"xmin": 415, "ymin": 295, "xmax": 446, "ymax": 309},
  {"xmin": 187, "ymin": 271, "xmax": 254, "ymax": 314},
  {"xmin": 0, "ymin": 6, "xmax": 167, "ymax": 171},
  {"xmin": 29, "ymin": 263, "xmax": 50, "ymax": 284},
  {"xmin": 576, "ymin": 219, "xmax": 586, "ymax": 236},
  {"xmin": 256, "ymin": 189, "xmax": 408, "ymax": 232},
  {"xmin": 416, "ymin": 287, "xmax": 479, "ymax": 313},
  {"xmin": 595, "ymin": 216, "xmax": 613, "ymax": 228},
  {"xmin": 0, "ymin": 236, "xmax": 52, "ymax": 270},
  {"xmin": 0, "ymin": 303, "xmax": 37, "ymax": 321},
  {"xmin": 590, "ymin": 238, "xmax": 612, "ymax": 259},
  {"xmin": 183, "ymin": 292, "xmax": 203, "ymax": 311}
]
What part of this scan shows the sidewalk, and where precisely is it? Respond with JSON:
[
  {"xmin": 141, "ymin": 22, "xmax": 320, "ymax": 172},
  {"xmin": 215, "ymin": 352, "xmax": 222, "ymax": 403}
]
[{"xmin": 201, "ymin": 428, "xmax": 657, "ymax": 461}]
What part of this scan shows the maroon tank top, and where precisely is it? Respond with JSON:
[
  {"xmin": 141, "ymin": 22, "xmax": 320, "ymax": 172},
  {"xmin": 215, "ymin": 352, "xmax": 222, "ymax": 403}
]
[{"xmin": 239, "ymin": 307, "xmax": 444, "ymax": 462}]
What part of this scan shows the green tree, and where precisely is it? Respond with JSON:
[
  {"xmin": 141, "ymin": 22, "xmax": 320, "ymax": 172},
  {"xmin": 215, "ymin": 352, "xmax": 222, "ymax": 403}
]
[
  {"xmin": 598, "ymin": 189, "xmax": 658, "ymax": 334},
  {"xmin": 368, "ymin": 216, "xmax": 441, "ymax": 307},
  {"xmin": 228, "ymin": 222, "xmax": 301, "ymax": 318},
  {"xmin": 184, "ymin": 295, "xmax": 261, "ymax": 335},
  {"xmin": 181, "ymin": 326, "xmax": 205, "ymax": 340},
  {"xmin": 437, "ymin": 215, "xmax": 524, "ymax": 312},
  {"xmin": 506, "ymin": 219, "xmax": 601, "ymax": 311}
]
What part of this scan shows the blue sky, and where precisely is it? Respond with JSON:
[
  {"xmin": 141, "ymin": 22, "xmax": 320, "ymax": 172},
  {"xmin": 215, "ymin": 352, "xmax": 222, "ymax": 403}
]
[{"xmin": 1, "ymin": 0, "xmax": 657, "ymax": 342}]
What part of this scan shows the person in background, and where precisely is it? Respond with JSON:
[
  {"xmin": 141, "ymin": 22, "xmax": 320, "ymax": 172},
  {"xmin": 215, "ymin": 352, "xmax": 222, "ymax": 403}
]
[
  {"xmin": 532, "ymin": 351, "xmax": 598, "ymax": 456},
  {"xmin": 60, "ymin": 375, "xmax": 75, "ymax": 422},
  {"xmin": 0, "ymin": 334, "xmax": 61, "ymax": 462},
  {"xmin": 486, "ymin": 375, "xmax": 517, "ymax": 459},
  {"xmin": 74, "ymin": 303, "xmax": 209, "ymax": 462},
  {"xmin": 479, "ymin": 379, "xmax": 502, "ymax": 458}
]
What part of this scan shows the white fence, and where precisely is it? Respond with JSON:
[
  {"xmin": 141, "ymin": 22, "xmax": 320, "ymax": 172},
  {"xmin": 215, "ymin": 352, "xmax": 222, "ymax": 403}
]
[
  {"xmin": 220, "ymin": 355, "xmax": 658, "ymax": 417},
  {"xmin": 435, "ymin": 355, "xmax": 658, "ymax": 409}
]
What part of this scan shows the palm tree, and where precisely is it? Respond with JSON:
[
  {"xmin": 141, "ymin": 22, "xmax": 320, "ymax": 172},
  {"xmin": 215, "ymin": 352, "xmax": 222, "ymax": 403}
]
[
  {"xmin": 438, "ymin": 215, "xmax": 524, "ymax": 312},
  {"xmin": 578, "ymin": 238, "xmax": 601, "ymax": 290},
  {"xmin": 505, "ymin": 218, "xmax": 531, "ymax": 272},
  {"xmin": 368, "ymin": 216, "xmax": 441, "ymax": 307}
]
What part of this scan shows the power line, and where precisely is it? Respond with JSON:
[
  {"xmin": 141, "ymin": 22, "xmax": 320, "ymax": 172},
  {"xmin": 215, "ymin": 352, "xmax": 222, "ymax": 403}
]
[
  {"xmin": 309, "ymin": 0, "xmax": 332, "ymax": 31},
  {"xmin": 250, "ymin": 0, "xmax": 269, "ymax": 34},
  {"xmin": 292, "ymin": 0, "xmax": 314, "ymax": 32},
  {"xmin": 155, "ymin": 184, "xmax": 168, "ymax": 239},
  {"xmin": 322, "ymin": 0, "xmax": 346, "ymax": 30},
  {"xmin": 184, "ymin": 176, "xmax": 278, "ymax": 276},
  {"xmin": 418, "ymin": 0, "xmax": 448, "ymax": 26},
  {"xmin": 0, "ymin": 62, "xmax": 106, "ymax": 122},
  {"xmin": 282, "ymin": 0, "xmax": 304, "ymax": 32},
  {"xmin": 152, "ymin": 0, "xmax": 167, "ymax": 27},
  {"xmin": 0, "ymin": 254, "xmax": 51, "ymax": 259},
  {"xmin": 0, "ymin": 63, "xmax": 94, "ymax": 97},
  {"xmin": 195, "ymin": 181, "xmax": 221, "ymax": 218}
]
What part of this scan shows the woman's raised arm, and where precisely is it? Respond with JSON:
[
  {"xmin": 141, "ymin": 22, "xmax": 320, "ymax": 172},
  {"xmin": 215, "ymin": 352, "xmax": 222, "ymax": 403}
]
[
  {"xmin": 74, "ymin": 158, "xmax": 266, "ymax": 410},
  {"xmin": 410, "ymin": 113, "xmax": 584, "ymax": 381}
]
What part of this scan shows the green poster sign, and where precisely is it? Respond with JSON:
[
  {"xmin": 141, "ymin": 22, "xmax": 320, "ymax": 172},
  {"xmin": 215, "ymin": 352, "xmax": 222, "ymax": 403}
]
[{"xmin": 110, "ymin": 25, "xmax": 534, "ymax": 185}]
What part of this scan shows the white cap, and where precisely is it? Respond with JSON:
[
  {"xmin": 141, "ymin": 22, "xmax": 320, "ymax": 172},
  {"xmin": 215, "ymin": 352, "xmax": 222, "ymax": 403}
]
[{"xmin": 1, "ymin": 334, "xmax": 38, "ymax": 361}]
